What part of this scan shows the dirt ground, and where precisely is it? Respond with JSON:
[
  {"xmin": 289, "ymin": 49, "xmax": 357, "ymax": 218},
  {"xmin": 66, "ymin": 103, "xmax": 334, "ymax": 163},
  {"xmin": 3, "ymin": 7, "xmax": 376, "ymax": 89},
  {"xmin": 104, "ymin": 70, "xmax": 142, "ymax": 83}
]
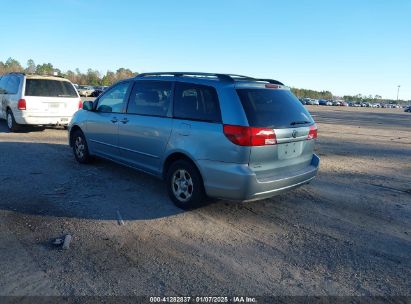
[{"xmin": 0, "ymin": 106, "xmax": 410, "ymax": 297}]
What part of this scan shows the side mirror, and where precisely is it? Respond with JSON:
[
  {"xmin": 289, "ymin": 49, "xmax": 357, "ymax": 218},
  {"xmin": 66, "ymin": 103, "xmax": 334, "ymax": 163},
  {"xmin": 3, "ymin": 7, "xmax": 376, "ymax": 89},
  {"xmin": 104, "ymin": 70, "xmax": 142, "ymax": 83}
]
[{"xmin": 82, "ymin": 101, "xmax": 94, "ymax": 111}]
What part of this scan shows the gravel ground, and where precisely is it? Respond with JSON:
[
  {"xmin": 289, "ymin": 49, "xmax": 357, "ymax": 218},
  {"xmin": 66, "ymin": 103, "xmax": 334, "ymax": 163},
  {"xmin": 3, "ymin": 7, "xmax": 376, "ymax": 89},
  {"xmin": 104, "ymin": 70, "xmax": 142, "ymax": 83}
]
[{"xmin": 0, "ymin": 106, "xmax": 410, "ymax": 297}]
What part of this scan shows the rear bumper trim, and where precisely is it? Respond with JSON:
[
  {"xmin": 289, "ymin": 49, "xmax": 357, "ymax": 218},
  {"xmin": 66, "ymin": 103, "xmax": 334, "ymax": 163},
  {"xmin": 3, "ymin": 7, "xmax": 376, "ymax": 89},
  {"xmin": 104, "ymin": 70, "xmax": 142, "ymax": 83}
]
[{"xmin": 199, "ymin": 154, "xmax": 320, "ymax": 201}]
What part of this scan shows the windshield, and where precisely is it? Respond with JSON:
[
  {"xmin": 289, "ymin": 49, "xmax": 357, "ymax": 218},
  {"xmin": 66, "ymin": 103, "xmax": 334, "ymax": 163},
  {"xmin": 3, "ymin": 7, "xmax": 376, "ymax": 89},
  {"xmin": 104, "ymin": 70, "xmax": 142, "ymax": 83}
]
[
  {"xmin": 237, "ymin": 89, "xmax": 314, "ymax": 128},
  {"xmin": 25, "ymin": 79, "xmax": 78, "ymax": 97}
]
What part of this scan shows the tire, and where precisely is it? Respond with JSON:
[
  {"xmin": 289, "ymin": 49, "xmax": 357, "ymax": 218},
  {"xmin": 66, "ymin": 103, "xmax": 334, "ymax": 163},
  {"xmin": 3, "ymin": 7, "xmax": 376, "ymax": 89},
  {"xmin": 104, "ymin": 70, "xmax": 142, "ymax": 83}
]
[
  {"xmin": 166, "ymin": 159, "xmax": 206, "ymax": 210},
  {"xmin": 72, "ymin": 129, "xmax": 92, "ymax": 164},
  {"xmin": 6, "ymin": 109, "xmax": 20, "ymax": 132}
]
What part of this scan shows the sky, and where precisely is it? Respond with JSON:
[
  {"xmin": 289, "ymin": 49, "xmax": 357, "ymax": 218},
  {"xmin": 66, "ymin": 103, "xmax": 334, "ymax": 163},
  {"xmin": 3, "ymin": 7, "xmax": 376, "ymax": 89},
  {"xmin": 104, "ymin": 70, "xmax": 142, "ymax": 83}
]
[{"xmin": 1, "ymin": 0, "xmax": 410, "ymax": 100}]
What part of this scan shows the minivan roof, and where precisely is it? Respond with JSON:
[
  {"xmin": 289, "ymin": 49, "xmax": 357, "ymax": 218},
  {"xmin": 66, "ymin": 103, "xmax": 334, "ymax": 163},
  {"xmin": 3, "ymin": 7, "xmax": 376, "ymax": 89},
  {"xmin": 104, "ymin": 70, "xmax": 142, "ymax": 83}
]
[
  {"xmin": 3, "ymin": 72, "xmax": 71, "ymax": 82},
  {"xmin": 26, "ymin": 75, "xmax": 71, "ymax": 82}
]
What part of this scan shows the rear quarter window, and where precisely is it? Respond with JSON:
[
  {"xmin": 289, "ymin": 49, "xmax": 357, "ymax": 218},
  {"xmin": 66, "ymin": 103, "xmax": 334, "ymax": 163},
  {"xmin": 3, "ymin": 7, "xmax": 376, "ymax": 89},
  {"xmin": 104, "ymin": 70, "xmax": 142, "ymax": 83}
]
[
  {"xmin": 25, "ymin": 79, "xmax": 78, "ymax": 97},
  {"xmin": 0, "ymin": 76, "xmax": 8, "ymax": 94},
  {"xmin": 237, "ymin": 89, "xmax": 314, "ymax": 128},
  {"xmin": 5, "ymin": 76, "xmax": 20, "ymax": 94}
]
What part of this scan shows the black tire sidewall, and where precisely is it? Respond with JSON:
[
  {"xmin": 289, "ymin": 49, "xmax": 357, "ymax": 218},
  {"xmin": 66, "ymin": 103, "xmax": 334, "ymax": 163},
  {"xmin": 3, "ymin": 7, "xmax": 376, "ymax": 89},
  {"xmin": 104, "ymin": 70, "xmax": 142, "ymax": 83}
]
[
  {"xmin": 6, "ymin": 110, "xmax": 19, "ymax": 132},
  {"xmin": 72, "ymin": 130, "xmax": 91, "ymax": 164},
  {"xmin": 166, "ymin": 160, "xmax": 205, "ymax": 210}
]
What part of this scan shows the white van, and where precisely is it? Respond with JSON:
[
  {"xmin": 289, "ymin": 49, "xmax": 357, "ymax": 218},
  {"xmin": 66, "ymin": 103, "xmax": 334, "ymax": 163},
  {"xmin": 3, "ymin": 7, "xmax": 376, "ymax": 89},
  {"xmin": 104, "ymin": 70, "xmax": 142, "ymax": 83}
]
[{"xmin": 0, "ymin": 73, "xmax": 82, "ymax": 131}]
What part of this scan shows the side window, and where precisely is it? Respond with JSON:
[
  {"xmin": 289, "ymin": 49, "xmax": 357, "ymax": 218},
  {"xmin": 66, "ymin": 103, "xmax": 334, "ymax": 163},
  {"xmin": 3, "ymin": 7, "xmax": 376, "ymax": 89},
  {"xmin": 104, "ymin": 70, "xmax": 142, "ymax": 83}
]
[
  {"xmin": 0, "ymin": 76, "xmax": 7, "ymax": 94},
  {"xmin": 127, "ymin": 81, "xmax": 172, "ymax": 117},
  {"xmin": 5, "ymin": 76, "xmax": 20, "ymax": 94},
  {"xmin": 96, "ymin": 82, "xmax": 130, "ymax": 113},
  {"xmin": 173, "ymin": 82, "xmax": 221, "ymax": 122}
]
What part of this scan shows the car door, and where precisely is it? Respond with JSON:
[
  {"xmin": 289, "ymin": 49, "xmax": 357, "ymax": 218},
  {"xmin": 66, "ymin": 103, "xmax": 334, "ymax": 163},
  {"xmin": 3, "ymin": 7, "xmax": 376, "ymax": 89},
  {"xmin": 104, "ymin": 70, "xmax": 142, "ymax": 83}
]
[
  {"xmin": 86, "ymin": 81, "xmax": 131, "ymax": 159},
  {"xmin": 117, "ymin": 80, "xmax": 173, "ymax": 174},
  {"xmin": 0, "ymin": 76, "xmax": 9, "ymax": 119}
]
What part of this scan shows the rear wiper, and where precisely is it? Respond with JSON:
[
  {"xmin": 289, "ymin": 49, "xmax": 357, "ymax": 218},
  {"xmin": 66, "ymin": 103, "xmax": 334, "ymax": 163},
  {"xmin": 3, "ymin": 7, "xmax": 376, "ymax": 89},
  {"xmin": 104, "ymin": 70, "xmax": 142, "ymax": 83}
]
[{"xmin": 290, "ymin": 120, "xmax": 311, "ymax": 126}]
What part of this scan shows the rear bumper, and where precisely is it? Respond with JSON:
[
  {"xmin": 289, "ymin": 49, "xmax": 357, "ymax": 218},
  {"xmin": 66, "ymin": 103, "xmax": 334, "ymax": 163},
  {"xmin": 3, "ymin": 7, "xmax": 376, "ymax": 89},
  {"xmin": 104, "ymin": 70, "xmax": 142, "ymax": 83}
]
[
  {"xmin": 14, "ymin": 113, "xmax": 71, "ymax": 126},
  {"xmin": 199, "ymin": 154, "xmax": 320, "ymax": 201}
]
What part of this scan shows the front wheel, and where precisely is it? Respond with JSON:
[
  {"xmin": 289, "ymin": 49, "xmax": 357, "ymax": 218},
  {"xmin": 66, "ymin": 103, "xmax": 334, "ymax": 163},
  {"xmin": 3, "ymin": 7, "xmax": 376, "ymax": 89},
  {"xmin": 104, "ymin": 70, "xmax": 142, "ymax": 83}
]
[
  {"xmin": 6, "ymin": 110, "xmax": 20, "ymax": 132},
  {"xmin": 166, "ymin": 160, "xmax": 206, "ymax": 210},
  {"xmin": 72, "ymin": 130, "xmax": 92, "ymax": 164}
]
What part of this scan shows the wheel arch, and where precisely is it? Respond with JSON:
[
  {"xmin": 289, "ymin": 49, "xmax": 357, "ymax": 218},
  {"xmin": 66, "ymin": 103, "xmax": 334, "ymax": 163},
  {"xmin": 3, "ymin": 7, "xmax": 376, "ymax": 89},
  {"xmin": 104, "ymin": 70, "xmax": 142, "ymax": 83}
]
[
  {"xmin": 69, "ymin": 125, "xmax": 83, "ymax": 147},
  {"xmin": 162, "ymin": 151, "xmax": 204, "ymax": 181}
]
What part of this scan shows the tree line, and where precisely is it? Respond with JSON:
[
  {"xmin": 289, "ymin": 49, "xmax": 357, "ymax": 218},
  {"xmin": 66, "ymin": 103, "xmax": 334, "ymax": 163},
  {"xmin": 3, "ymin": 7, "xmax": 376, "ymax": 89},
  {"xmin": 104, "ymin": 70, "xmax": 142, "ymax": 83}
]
[
  {"xmin": 1, "ymin": 57, "xmax": 408, "ymax": 103},
  {"xmin": 290, "ymin": 88, "xmax": 333, "ymax": 100},
  {"xmin": 0, "ymin": 57, "xmax": 137, "ymax": 86}
]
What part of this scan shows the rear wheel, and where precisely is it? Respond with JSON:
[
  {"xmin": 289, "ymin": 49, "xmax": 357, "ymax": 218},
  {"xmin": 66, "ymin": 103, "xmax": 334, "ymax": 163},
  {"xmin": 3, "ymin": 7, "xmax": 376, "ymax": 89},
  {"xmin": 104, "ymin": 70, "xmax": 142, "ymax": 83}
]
[
  {"xmin": 6, "ymin": 110, "xmax": 19, "ymax": 132},
  {"xmin": 166, "ymin": 159, "xmax": 206, "ymax": 210},
  {"xmin": 72, "ymin": 129, "xmax": 92, "ymax": 164}
]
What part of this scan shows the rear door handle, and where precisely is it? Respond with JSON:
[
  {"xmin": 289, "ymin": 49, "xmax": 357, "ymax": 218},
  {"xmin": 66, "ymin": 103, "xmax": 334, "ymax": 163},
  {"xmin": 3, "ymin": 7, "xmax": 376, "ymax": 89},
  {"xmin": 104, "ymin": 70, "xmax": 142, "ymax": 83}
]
[
  {"xmin": 111, "ymin": 117, "xmax": 118, "ymax": 123},
  {"xmin": 120, "ymin": 118, "xmax": 129, "ymax": 124}
]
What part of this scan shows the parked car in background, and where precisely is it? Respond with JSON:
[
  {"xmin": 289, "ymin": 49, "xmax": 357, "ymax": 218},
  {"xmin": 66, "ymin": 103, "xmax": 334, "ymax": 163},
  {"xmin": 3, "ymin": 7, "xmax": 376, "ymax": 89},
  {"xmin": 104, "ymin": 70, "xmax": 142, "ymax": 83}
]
[
  {"xmin": 77, "ymin": 85, "xmax": 95, "ymax": 97},
  {"xmin": 311, "ymin": 99, "xmax": 319, "ymax": 105},
  {"xmin": 302, "ymin": 98, "xmax": 312, "ymax": 105},
  {"xmin": 90, "ymin": 89, "xmax": 104, "ymax": 97},
  {"xmin": 68, "ymin": 72, "xmax": 319, "ymax": 209},
  {"xmin": 95, "ymin": 86, "xmax": 109, "ymax": 91},
  {"xmin": 319, "ymin": 99, "xmax": 328, "ymax": 105},
  {"xmin": 0, "ymin": 73, "xmax": 82, "ymax": 131},
  {"xmin": 332, "ymin": 100, "xmax": 341, "ymax": 106},
  {"xmin": 341, "ymin": 101, "xmax": 349, "ymax": 107},
  {"xmin": 405, "ymin": 106, "xmax": 411, "ymax": 113}
]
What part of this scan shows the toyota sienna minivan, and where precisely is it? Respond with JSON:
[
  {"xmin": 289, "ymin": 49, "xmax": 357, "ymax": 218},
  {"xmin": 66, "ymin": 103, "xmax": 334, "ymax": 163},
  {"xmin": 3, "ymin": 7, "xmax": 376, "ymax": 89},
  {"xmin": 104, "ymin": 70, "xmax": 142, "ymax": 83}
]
[
  {"xmin": 0, "ymin": 73, "xmax": 82, "ymax": 131},
  {"xmin": 68, "ymin": 72, "xmax": 320, "ymax": 209}
]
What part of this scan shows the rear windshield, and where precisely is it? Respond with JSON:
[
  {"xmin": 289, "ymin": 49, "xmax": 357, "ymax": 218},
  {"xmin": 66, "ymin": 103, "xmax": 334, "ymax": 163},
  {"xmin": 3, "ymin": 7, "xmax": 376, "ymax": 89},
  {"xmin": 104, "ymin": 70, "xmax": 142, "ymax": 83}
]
[
  {"xmin": 25, "ymin": 79, "xmax": 78, "ymax": 98},
  {"xmin": 237, "ymin": 89, "xmax": 314, "ymax": 128}
]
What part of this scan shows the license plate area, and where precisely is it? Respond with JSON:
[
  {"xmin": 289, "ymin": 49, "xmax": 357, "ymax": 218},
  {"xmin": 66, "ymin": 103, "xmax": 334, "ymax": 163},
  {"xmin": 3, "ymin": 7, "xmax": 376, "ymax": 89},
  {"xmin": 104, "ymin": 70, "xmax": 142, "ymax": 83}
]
[
  {"xmin": 48, "ymin": 103, "xmax": 61, "ymax": 113},
  {"xmin": 278, "ymin": 142, "xmax": 303, "ymax": 160}
]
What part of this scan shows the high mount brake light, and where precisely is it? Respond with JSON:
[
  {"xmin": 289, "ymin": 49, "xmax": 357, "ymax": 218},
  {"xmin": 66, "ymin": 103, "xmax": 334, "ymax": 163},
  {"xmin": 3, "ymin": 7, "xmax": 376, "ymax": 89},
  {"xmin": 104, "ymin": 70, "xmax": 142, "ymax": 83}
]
[
  {"xmin": 265, "ymin": 84, "xmax": 279, "ymax": 89},
  {"xmin": 223, "ymin": 125, "xmax": 277, "ymax": 146}
]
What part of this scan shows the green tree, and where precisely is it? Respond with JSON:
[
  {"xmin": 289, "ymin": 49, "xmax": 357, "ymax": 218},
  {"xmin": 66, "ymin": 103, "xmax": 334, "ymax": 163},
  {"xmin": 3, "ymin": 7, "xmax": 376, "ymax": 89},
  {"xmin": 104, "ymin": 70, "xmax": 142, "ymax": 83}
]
[
  {"xmin": 101, "ymin": 71, "xmax": 116, "ymax": 86},
  {"xmin": 86, "ymin": 69, "xmax": 101, "ymax": 85},
  {"xmin": 36, "ymin": 63, "xmax": 54, "ymax": 75},
  {"xmin": 115, "ymin": 68, "xmax": 135, "ymax": 81},
  {"xmin": 4, "ymin": 57, "xmax": 23, "ymax": 73},
  {"xmin": 26, "ymin": 59, "xmax": 36, "ymax": 74}
]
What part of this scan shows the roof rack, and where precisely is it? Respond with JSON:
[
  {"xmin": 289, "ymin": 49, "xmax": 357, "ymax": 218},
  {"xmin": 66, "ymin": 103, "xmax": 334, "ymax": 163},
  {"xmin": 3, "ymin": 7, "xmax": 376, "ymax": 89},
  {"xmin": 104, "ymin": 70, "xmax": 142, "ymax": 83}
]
[
  {"xmin": 137, "ymin": 72, "xmax": 233, "ymax": 82},
  {"xmin": 226, "ymin": 74, "xmax": 284, "ymax": 85},
  {"xmin": 136, "ymin": 72, "xmax": 284, "ymax": 85}
]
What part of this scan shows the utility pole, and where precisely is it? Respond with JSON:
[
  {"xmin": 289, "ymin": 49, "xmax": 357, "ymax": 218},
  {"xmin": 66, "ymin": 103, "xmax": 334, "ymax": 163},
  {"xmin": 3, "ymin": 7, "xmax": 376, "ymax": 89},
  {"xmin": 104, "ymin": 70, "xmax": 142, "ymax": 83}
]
[{"xmin": 397, "ymin": 85, "xmax": 401, "ymax": 101}]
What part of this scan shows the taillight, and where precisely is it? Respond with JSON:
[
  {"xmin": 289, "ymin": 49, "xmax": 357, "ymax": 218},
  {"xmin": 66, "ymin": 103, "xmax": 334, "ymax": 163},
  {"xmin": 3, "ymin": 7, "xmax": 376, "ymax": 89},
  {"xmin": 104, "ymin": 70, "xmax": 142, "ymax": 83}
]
[
  {"xmin": 307, "ymin": 124, "xmax": 318, "ymax": 140},
  {"xmin": 223, "ymin": 125, "xmax": 276, "ymax": 146},
  {"xmin": 18, "ymin": 99, "xmax": 26, "ymax": 110},
  {"xmin": 78, "ymin": 99, "xmax": 83, "ymax": 109}
]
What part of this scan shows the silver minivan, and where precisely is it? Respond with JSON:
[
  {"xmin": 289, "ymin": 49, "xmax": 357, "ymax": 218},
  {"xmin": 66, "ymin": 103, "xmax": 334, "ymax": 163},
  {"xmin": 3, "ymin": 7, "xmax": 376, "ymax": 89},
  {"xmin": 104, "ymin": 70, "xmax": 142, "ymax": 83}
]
[
  {"xmin": 0, "ymin": 73, "xmax": 82, "ymax": 131},
  {"xmin": 68, "ymin": 73, "xmax": 319, "ymax": 209}
]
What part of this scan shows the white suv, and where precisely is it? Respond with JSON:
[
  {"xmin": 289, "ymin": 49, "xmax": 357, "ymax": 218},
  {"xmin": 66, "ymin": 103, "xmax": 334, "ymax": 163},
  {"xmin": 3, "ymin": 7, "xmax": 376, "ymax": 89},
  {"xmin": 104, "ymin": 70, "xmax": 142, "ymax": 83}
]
[{"xmin": 0, "ymin": 73, "xmax": 82, "ymax": 131}]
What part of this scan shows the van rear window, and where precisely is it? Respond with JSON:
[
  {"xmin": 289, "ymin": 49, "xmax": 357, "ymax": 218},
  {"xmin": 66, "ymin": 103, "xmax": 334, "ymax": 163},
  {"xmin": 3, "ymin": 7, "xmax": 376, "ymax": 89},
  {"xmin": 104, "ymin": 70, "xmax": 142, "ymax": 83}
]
[
  {"xmin": 25, "ymin": 79, "xmax": 78, "ymax": 97},
  {"xmin": 236, "ymin": 89, "xmax": 314, "ymax": 128}
]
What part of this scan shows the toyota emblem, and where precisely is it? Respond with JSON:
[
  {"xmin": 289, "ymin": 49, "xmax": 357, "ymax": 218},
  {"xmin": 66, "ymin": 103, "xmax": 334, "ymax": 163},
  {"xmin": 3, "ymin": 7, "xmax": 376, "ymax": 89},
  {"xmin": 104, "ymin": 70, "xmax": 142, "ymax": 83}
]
[{"xmin": 292, "ymin": 130, "xmax": 298, "ymax": 138}]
